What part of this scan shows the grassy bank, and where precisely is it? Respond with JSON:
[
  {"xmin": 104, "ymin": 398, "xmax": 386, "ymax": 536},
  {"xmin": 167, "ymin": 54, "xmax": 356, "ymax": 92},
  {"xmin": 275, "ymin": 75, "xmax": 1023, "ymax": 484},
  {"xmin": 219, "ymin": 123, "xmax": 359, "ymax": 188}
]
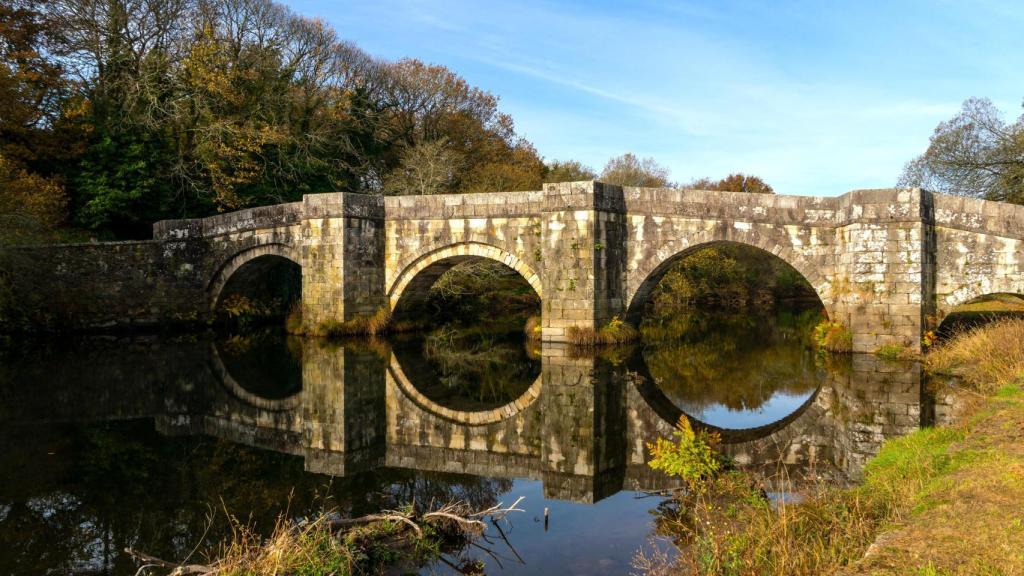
[{"xmin": 641, "ymin": 318, "xmax": 1024, "ymax": 576}]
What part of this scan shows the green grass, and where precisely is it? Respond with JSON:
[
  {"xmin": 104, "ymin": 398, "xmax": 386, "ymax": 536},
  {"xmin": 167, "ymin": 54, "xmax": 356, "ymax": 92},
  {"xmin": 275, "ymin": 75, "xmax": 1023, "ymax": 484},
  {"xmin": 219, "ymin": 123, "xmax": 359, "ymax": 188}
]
[
  {"xmin": 874, "ymin": 342, "xmax": 919, "ymax": 361},
  {"xmin": 641, "ymin": 319, "xmax": 1024, "ymax": 576}
]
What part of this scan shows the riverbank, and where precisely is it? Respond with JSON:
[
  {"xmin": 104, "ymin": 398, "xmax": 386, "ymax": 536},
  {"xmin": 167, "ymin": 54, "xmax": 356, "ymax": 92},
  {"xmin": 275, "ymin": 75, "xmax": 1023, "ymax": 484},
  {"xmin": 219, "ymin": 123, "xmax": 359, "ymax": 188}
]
[{"xmin": 640, "ymin": 318, "xmax": 1024, "ymax": 576}]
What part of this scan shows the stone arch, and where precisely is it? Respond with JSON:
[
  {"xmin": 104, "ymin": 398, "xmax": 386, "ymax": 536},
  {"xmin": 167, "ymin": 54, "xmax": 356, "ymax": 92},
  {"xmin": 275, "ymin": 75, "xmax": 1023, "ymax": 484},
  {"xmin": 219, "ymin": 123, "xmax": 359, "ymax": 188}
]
[
  {"xmin": 387, "ymin": 353, "xmax": 542, "ymax": 425},
  {"xmin": 387, "ymin": 242, "xmax": 543, "ymax": 312},
  {"xmin": 938, "ymin": 283, "xmax": 1024, "ymax": 324},
  {"xmin": 208, "ymin": 242, "xmax": 301, "ymax": 310},
  {"xmin": 624, "ymin": 234, "xmax": 832, "ymax": 325},
  {"xmin": 935, "ymin": 290, "xmax": 1024, "ymax": 335}
]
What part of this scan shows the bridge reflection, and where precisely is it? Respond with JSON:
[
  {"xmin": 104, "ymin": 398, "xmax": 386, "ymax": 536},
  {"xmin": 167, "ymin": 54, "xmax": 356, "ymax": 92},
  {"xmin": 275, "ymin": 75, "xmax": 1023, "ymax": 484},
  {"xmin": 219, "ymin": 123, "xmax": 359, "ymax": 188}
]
[{"xmin": 0, "ymin": 334, "xmax": 951, "ymax": 504}]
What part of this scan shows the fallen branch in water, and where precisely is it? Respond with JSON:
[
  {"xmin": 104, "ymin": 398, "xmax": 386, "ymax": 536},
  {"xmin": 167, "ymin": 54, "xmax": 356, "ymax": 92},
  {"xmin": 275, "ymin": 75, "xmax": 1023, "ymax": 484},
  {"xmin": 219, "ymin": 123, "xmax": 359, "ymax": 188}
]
[{"xmin": 126, "ymin": 549, "xmax": 212, "ymax": 576}]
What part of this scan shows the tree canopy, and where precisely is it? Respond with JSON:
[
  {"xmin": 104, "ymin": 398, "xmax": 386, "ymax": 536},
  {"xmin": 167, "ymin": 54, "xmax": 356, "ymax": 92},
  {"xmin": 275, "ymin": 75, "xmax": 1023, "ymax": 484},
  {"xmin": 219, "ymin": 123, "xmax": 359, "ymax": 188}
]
[
  {"xmin": 899, "ymin": 97, "xmax": 1024, "ymax": 204},
  {"xmin": 0, "ymin": 0, "xmax": 545, "ymax": 239},
  {"xmin": 687, "ymin": 173, "xmax": 774, "ymax": 194},
  {"xmin": 543, "ymin": 159, "xmax": 597, "ymax": 183},
  {"xmin": 599, "ymin": 153, "xmax": 673, "ymax": 187}
]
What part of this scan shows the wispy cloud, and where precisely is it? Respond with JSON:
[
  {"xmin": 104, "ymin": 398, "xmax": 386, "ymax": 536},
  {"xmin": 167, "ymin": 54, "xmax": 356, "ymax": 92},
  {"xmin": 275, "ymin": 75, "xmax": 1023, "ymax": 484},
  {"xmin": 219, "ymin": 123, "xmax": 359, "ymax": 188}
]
[{"xmin": 289, "ymin": 0, "xmax": 1022, "ymax": 196}]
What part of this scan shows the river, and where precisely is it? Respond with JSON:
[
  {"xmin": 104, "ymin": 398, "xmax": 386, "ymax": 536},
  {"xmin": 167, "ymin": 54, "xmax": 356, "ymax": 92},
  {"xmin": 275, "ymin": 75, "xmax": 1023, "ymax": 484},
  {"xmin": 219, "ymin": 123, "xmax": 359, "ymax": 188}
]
[{"xmin": 0, "ymin": 309, "xmax": 947, "ymax": 575}]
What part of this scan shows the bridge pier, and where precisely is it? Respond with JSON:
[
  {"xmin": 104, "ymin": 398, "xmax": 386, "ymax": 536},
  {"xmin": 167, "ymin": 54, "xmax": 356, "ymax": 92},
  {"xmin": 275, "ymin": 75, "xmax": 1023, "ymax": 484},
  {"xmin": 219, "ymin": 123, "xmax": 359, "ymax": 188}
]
[
  {"xmin": 539, "ymin": 182, "xmax": 628, "ymax": 341},
  {"xmin": 298, "ymin": 193, "xmax": 386, "ymax": 331}
]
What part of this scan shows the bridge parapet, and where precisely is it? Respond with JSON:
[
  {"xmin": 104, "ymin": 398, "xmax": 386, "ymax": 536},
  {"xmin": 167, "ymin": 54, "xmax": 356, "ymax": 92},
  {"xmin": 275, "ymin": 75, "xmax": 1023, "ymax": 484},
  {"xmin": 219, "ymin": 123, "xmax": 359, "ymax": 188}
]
[{"xmin": 4, "ymin": 184, "xmax": 1024, "ymax": 351}]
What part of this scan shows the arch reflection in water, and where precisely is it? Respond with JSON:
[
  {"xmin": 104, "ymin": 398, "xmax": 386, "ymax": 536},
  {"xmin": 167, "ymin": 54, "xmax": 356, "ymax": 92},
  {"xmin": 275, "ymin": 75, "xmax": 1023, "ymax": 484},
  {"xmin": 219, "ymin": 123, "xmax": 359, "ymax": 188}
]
[
  {"xmin": 193, "ymin": 330, "xmax": 937, "ymax": 498},
  {"xmin": 389, "ymin": 329, "xmax": 541, "ymax": 423},
  {"xmin": 637, "ymin": 309, "xmax": 825, "ymax": 434},
  {"xmin": 213, "ymin": 330, "xmax": 303, "ymax": 405}
]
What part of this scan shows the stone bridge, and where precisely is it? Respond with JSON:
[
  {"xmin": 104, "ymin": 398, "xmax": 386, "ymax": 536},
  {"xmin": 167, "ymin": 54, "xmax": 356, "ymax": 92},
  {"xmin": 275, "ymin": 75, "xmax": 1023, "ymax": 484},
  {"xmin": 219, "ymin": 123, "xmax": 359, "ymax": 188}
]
[{"xmin": 4, "ymin": 182, "xmax": 1024, "ymax": 352}]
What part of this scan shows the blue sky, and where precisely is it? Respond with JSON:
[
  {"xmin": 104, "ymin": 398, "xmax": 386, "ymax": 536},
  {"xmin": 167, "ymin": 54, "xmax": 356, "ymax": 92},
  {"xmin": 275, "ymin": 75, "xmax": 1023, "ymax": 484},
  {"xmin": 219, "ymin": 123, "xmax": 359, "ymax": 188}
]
[{"xmin": 283, "ymin": 0, "xmax": 1023, "ymax": 196}]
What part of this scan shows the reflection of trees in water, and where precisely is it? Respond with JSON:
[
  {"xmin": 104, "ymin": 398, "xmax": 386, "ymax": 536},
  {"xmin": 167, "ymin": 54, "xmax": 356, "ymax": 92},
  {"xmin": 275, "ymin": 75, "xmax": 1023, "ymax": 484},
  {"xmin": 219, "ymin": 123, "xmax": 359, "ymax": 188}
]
[
  {"xmin": 641, "ymin": 310, "xmax": 824, "ymax": 414},
  {"xmin": 395, "ymin": 327, "xmax": 540, "ymax": 411},
  {"xmin": 0, "ymin": 420, "xmax": 511, "ymax": 575},
  {"xmin": 372, "ymin": 473, "xmax": 513, "ymax": 514}
]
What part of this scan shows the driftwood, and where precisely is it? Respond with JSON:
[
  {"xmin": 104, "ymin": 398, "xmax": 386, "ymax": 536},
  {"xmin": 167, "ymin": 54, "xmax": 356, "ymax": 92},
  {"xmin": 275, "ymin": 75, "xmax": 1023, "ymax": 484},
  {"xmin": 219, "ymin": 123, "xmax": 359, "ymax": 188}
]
[
  {"xmin": 126, "ymin": 549, "xmax": 212, "ymax": 576},
  {"xmin": 127, "ymin": 497, "xmax": 526, "ymax": 575}
]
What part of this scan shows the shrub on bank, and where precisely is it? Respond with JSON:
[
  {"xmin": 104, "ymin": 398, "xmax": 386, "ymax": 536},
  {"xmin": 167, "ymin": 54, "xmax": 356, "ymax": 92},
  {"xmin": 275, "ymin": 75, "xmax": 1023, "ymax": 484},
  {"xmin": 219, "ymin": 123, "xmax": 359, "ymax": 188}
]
[
  {"xmin": 524, "ymin": 314, "xmax": 542, "ymax": 341},
  {"xmin": 647, "ymin": 416, "xmax": 723, "ymax": 488}
]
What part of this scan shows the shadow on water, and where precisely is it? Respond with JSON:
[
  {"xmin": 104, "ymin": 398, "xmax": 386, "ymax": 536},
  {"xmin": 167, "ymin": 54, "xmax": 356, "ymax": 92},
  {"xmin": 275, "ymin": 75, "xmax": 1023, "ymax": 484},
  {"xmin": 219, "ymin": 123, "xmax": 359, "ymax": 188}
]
[{"xmin": 0, "ymin": 311, "xmax": 950, "ymax": 575}]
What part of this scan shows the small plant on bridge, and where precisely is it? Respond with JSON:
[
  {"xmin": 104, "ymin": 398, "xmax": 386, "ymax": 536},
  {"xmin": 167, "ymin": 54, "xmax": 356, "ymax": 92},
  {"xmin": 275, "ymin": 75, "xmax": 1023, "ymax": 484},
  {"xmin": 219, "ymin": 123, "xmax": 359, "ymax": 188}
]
[
  {"xmin": 874, "ymin": 342, "xmax": 918, "ymax": 361},
  {"xmin": 567, "ymin": 315, "xmax": 638, "ymax": 345},
  {"xmin": 812, "ymin": 319, "xmax": 853, "ymax": 353}
]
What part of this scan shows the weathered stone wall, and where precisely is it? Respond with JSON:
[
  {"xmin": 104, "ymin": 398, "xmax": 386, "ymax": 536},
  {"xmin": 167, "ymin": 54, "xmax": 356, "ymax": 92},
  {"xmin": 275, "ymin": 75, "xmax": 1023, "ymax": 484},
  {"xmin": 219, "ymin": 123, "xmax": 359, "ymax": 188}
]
[
  {"xmin": 932, "ymin": 194, "xmax": 1024, "ymax": 321},
  {"xmin": 539, "ymin": 182, "xmax": 628, "ymax": 339},
  {"xmin": 0, "ymin": 240, "xmax": 211, "ymax": 330}
]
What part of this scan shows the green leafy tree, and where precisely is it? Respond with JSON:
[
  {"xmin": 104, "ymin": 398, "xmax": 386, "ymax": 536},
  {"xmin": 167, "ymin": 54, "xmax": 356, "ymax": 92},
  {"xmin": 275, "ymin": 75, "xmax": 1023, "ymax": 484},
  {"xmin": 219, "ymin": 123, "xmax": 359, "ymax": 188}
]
[
  {"xmin": 899, "ymin": 97, "xmax": 1024, "ymax": 204},
  {"xmin": 75, "ymin": 134, "xmax": 175, "ymax": 236}
]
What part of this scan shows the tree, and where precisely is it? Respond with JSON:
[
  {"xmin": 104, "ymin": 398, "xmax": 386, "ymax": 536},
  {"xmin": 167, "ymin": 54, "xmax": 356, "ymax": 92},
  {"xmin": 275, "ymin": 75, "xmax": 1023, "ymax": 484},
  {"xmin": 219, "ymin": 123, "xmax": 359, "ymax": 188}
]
[
  {"xmin": 382, "ymin": 139, "xmax": 463, "ymax": 196},
  {"xmin": 898, "ymin": 98, "xmax": 1024, "ymax": 204},
  {"xmin": 599, "ymin": 153, "xmax": 672, "ymax": 187},
  {"xmin": 6, "ymin": 0, "xmax": 548, "ymax": 237},
  {"xmin": 687, "ymin": 173, "xmax": 774, "ymax": 194},
  {"xmin": 0, "ymin": 0, "xmax": 75, "ymax": 242},
  {"xmin": 543, "ymin": 159, "xmax": 596, "ymax": 183},
  {"xmin": 379, "ymin": 58, "xmax": 543, "ymax": 194},
  {"xmin": 0, "ymin": 153, "xmax": 69, "ymax": 244}
]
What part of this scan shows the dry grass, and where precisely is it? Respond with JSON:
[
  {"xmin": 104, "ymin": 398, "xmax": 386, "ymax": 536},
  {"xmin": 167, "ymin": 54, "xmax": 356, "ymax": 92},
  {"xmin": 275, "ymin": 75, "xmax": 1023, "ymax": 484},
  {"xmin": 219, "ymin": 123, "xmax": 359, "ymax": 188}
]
[
  {"xmin": 524, "ymin": 314, "xmax": 542, "ymax": 341},
  {"xmin": 567, "ymin": 315, "xmax": 639, "ymax": 346},
  {"xmin": 210, "ymin": 514, "xmax": 356, "ymax": 576},
  {"xmin": 926, "ymin": 317, "xmax": 1024, "ymax": 394},
  {"xmin": 316, "ymin": 306, "xmax": 392, "ymax": 337}
]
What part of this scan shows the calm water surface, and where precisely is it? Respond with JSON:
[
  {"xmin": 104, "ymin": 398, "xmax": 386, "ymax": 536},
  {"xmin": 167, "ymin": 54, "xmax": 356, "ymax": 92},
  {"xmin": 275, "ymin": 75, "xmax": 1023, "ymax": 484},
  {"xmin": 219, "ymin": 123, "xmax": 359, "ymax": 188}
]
[{"xmin": 0, "ymin": 312, "xmax": 942, "ymax": 575}]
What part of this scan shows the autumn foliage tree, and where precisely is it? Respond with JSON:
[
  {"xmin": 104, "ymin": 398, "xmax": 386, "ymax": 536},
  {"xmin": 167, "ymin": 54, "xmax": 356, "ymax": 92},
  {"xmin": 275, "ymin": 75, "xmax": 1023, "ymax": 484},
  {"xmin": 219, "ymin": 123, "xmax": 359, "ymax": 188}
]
[
  {"xmin": 0, "ymin": 0, "xmax": 544, "ymax": 240},
  {"xmin": 0, "ymin": 0, "xmax": 75, "ymax": 242},
  {"xmin": 688, "ymin": 173, "xmax": 774, "ymax": 194}
]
